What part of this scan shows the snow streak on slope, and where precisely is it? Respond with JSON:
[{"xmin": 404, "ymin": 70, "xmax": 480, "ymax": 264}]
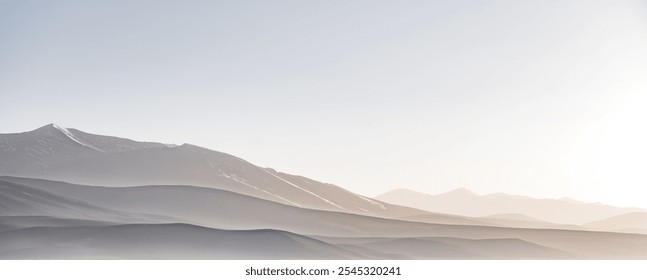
[
  {"xmin": 214, "ymin": 167, "xmax": 302, "ymax": 207},
  {"xmin": 341, "ymin": 187, "xmax": 387, "ymax": 210},
  {"xmin": 261, "ymin": 168, "xmax": 345, "ymax": 211},
  {"xmin": 53, "ymin": 124, "xmax": 104, "ymax": 152}
]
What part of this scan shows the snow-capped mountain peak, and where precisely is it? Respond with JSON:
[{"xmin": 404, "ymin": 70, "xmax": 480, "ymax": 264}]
[{"xmin": 52, "ymin": 124, "xmax": 104, "ymax": 152}]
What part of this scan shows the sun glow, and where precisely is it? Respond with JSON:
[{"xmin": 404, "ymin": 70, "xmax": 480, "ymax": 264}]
[{"xmin": 566, "ymin": 91, "xmax": 647, "ymax": 207}]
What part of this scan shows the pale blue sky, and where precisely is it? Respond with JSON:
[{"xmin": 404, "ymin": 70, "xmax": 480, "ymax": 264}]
[{"xmin": 1, "ymin": 0, "xmax": 646, "ymax": 207}]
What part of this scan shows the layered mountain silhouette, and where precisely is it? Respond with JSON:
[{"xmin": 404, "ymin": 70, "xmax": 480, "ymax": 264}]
[
  {"xmin": 375, "ymin": 188, "xmax": 646, "ymax": 225},
  {"xmin": 584, "ymin": 212, "xmax": 647, "ymax": 234},
  {"xmin": 1, "ymin": 124, "xmax": 646, "ymax": 259}
]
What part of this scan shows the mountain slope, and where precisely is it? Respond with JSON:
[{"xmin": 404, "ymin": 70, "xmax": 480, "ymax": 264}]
[
  {"xmin": 0, "ymin": 176, "xmax": 491, "ymax": 236},
  {"xmin": 0, "ymin": 179, "xmax": 167, "ymax": 224},
  {"xmin": 319, "ymin": 236, "xmax": 578, "ymax": 259},
  {"xmin": 0, "ymin": 224, "xmax": 366, "ymax": 260},
  {"xmin": 0, "ymin": 124, "xmax": 416, "ymax": 217}
]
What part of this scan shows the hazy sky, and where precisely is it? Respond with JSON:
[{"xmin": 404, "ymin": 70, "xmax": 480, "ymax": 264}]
[{"xmin": 1, "ymin": 0, "xmax": 646, "ymax": 207}]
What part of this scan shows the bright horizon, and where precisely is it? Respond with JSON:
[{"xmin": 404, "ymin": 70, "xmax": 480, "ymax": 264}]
[{"xmin": 1, "ymin": 0, "xmax": 646, "ymax": 208}]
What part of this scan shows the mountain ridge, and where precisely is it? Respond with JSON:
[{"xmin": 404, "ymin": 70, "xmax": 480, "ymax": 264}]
[{"xmin": 0, "ymin": 124, "xmax": 434, "ymax": 218}]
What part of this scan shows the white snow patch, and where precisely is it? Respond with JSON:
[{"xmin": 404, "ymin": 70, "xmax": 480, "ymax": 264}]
[
  {"xmin": 216, "ymin": 168, "xmax": 301, "ymax": 207},
  {"xmin": 261, "ymin": 168, "xmax": 346, "ymax": 210},
  {"xmin": 53, "ymin": 124, "xmax": 104, "ymax": 152},
  {"xmin": 341, "ymin": 188, "xmax": 387, "ymax": 210},
  {"xmin": 357, "ymin": 195, "xmax": 387, "ymax": 210}
]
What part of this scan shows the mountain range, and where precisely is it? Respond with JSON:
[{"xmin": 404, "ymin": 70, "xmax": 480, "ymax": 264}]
[
  {"xmin": 1, "ymin": 124, "xmax": 646, "ymax": 259},
  {"xmin": 375, "ymin": 188, "xmax": 646, "ymax": 226}
]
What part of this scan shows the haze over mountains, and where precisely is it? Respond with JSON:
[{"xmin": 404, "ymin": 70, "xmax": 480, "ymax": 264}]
[
  {"xmin": 584, "ymin": 212, "xmax": 647, "ymax": 235},
  {"xmin": 375, "ymin": 188, "xmax": 646, "ymax": 225},
  {"xmin": 1, "ymin": 124, "xmax": 646, "ymax": 259}
]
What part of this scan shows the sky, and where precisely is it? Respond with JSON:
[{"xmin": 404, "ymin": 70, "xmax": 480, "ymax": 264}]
[{"xmin": 1, "ymin": 0, "xmax": 646, "ymax": 208}]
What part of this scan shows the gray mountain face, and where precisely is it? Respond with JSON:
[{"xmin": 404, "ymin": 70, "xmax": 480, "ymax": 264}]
[{"xmin": 0, "ymin": 124, "xmax": 418, "ymax": 217}]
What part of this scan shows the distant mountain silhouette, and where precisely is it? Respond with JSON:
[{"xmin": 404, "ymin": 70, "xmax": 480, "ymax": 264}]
[
  {"xmin": 375, "ymin": 188, "xmax": 646, "ymax": 225},
  {"xmin": 584, "ymin": 212, "xmax": 647, "ymax": 234}
]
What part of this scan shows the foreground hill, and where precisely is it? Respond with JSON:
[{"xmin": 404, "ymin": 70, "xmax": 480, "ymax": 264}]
[{"xmin": 2, "ymin": 177, "xmax": 647, "ymax": 259}]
